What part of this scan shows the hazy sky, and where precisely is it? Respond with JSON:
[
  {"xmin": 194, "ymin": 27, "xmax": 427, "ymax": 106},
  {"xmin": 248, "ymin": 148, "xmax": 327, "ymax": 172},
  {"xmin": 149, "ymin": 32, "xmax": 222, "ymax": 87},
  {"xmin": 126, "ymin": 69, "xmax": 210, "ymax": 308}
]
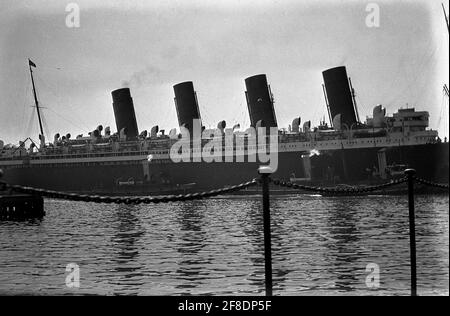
[{"xmin": 0, "ymin": 0, "xmax": 448, "ymax": 144}]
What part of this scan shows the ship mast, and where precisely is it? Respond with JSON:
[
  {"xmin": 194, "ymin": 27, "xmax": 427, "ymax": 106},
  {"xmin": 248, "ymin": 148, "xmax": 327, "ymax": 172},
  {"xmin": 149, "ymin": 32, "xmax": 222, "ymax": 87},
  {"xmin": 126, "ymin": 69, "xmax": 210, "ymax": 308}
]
[
  {"xmin": 28, "ymin": 59, "xmax": 44, "ymax": 140},
  {"xmin": 443, "ymin": 3, "xmax": 449, "ymax": 35},
  {"xmin": 348, "ymin": 77, "xmax": 361, "ymax": 123},
  {"xmin": 322, "ymin": 84, "xmax": 333, "ymax": 127}
]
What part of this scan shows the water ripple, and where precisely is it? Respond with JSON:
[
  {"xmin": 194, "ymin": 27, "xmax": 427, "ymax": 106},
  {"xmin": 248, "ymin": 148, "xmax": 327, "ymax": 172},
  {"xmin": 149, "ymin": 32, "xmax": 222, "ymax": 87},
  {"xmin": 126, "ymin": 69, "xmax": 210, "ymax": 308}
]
[{"xmin": 0, "ymin": 194, "xmax": 448, "ymax": 295}]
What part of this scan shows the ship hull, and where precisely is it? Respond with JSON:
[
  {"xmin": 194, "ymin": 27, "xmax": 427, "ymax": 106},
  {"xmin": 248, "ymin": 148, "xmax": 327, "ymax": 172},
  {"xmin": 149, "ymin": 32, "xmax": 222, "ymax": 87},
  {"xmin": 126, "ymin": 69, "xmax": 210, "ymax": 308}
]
[{"xmin": 1, "ymin": 143, "xmax": 448, "ymax": 195}]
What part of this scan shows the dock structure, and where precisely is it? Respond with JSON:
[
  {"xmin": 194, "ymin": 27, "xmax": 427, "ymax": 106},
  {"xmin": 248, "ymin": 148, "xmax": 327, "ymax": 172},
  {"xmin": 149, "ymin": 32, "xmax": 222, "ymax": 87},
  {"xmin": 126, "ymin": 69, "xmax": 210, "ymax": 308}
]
[{"xmin": 0, "ymin": 169, "xmax": 45, "ymax": 220}]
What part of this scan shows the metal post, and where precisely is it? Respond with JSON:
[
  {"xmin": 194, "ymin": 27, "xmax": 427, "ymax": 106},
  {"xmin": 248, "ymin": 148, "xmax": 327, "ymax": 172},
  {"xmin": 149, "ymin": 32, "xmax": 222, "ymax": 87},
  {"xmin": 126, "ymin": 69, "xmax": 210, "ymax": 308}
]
[
  {"xmin": 405, "ymin": 169, "xmax": 417, "ymax": 296},
  {"xmin": 258, "ymin": 166, "xmax": 273, "ymax": 296},
  {"xmin": 0, "ymin": 169, "xmax": 4, "ymax": 192}
]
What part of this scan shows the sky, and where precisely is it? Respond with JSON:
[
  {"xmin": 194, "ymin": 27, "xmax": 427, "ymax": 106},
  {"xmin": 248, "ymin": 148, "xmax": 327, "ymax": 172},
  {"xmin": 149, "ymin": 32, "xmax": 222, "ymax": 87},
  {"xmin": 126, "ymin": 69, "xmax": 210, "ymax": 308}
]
[{"xmin": 0, "ymin": 0, "xmax": 448, "ymax": 144}]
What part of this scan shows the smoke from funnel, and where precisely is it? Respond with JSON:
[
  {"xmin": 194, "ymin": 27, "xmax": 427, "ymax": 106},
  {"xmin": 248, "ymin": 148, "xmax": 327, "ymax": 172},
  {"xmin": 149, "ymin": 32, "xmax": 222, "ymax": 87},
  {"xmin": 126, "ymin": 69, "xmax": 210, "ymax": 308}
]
[{"xmin": 122, "ymin": 65, "xmax": 162, "ymax": 88}]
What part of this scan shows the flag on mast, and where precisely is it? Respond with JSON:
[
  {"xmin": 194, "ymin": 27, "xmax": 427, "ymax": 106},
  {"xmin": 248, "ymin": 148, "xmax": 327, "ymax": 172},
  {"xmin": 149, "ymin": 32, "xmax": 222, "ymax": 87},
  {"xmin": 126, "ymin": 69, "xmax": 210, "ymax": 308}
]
[{"xmin": 28, "ymin": 59, "xmax": 36, "ymax": 68}]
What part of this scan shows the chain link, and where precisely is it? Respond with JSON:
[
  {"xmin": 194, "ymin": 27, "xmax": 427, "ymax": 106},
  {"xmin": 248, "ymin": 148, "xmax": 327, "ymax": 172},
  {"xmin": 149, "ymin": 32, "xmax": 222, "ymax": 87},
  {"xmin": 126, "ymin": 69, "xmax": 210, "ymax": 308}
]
[
  {"xmin": 1, "ymin": 174, "xmax": 448, "ymax": 203},
  {"xmin": 0, "ymin": 180, "xmax": 258, "ymax": 204},
  {"xmin": 269, "ymin": 177, "xmax": 409, "ymax": 194},
  {"xmin": 413, "ymin": 177, "xmax": 450, "ymax": 190}
]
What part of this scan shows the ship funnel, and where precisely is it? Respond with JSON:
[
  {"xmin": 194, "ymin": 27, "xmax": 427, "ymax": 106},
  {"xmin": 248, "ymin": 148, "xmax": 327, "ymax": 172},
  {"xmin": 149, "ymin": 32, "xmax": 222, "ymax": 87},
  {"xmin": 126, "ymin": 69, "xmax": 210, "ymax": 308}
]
[
  {"xmin": 111, "ymin": 88, "xmax": 139, "ymax": 139},
  {"xmin": 173, "ymin": 81, "xmax": 202, "ymax": 136},
  {"xmin": 244, "ymin": 74, "xmax": 278, "ymax": 128},
  {"xmin": 322, "ymin": 66, "xmax": 358, "ymax": 128}
]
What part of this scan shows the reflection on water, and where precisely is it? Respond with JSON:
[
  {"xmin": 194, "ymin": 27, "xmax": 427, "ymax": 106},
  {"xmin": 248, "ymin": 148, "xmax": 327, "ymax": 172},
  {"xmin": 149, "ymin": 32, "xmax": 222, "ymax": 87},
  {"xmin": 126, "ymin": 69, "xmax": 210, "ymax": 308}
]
[
  {"xmin": 326, "ymin": 203, "xmax": 360, "ymax": 292},
  {"xmin": 0, "ymin": 194, "xmax": 448, "ymax": 296},
  {"xmin": 111, "ymin": 206, "xmax": 145, "ymax": 295},
  {"xmin": 267, "ymin": 200, "xmax": 295, "ymax": 293},
  {"xmin": 241, "ymin": 202, "xmax": 265, "ymax": 293},
  {"xmin": 174, "ymin": 201, "xmax": 210, "ymax": 292}
]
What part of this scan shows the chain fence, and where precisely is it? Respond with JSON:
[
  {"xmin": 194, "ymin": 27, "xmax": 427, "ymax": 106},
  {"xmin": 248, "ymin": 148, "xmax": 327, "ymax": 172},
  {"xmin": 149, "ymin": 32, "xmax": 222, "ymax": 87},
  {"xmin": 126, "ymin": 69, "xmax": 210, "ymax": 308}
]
[
  {"xmin": 0, "ymin": 179, "xmax": 258, "ymax": 204},
  {"xmin": 0, "ymin": 173, "xmax": 447, "ymax": 205},
  {"xmin": 413, "ymin": 177, "xmax": 450, "ymax": 190},
  {"xmin": 269, "ymin": 177, "xmax": 409, "ymax": 194}
]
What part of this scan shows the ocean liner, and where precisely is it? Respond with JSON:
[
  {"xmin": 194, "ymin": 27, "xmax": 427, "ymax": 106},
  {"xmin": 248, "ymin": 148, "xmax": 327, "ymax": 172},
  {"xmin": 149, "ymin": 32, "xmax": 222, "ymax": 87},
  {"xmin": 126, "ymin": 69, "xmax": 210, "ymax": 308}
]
[{"xmin": 0, "ymin": 62, "xmax": 448, "ymax": 195}]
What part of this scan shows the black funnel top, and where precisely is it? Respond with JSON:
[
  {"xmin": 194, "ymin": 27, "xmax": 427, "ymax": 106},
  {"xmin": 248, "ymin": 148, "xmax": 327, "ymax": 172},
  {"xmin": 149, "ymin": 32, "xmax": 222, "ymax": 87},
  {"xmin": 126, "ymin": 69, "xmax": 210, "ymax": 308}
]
[
  {"xmin": 245, "ymin": 74, "xmax": 277, "ymax": 128},
  {"xmin": 322, "ymin": 66, "xmax": 358, "ymax": 127},
  {"xmin": 173, "ymin": 81, "xmax": 202, "ymax": 134},
  {"xmin": 111, "ymin": 88, "xmax": 139, "ymax": 139}
]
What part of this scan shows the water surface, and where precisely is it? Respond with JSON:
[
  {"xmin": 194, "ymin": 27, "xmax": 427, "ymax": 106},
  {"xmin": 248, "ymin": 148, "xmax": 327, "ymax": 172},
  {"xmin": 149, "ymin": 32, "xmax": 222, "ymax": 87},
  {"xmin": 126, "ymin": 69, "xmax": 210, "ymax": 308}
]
[{"xmin": 0, "ymin": 194, "xmax": 448, "ymax": 295}]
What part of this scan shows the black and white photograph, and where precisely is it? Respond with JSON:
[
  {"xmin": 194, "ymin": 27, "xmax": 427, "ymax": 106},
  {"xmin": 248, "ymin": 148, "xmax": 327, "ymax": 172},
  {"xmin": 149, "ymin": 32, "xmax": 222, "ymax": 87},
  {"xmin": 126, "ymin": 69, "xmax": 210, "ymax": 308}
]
[{"xmin": 0, "ymin": 0, "xmax": 448, "ymax": 301}]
